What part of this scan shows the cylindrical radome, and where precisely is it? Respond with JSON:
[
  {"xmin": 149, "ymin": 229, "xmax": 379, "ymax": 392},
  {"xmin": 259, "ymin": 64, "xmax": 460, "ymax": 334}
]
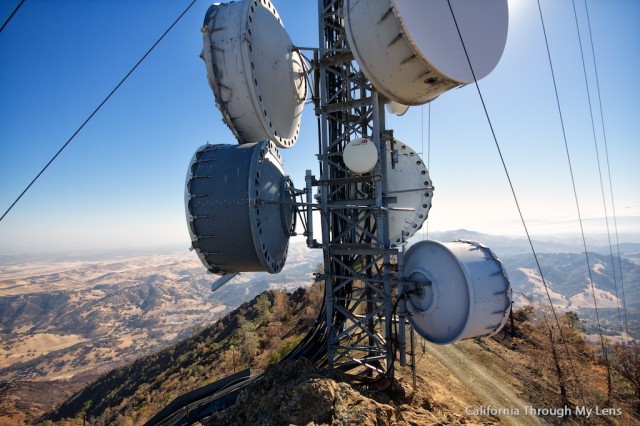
[
  {"xmin": 185, "ymin": 141, "xmax": 293, "ymax": 274},
  {"xmin": 201, "ymin": 0, "xmax": 307, "ymax": 148},
  {"xmin": 403, "ymin": 240, "xmax": 512, "ymax": 344},
  {"xmin": 344, "ymin": 0, "xmax": 508, "ymax": 105}
]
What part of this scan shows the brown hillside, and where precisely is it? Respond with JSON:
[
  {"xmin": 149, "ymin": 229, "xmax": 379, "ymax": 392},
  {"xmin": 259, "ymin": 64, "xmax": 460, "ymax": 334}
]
[
  {"xmin": 40, "ymin": 285, "xmax": 640, "ymax": 425},
  {"xmin": 42, "ymin": 286, "xmax": 320, "ymax": 425}
]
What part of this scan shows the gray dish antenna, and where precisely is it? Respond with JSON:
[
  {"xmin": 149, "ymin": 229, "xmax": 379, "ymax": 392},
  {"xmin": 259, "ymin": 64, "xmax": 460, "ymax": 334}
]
[
  {"xmin": 403, "ymin": 240, "xmax": 512, "ymax": 344},
  {"xmin": 385, "ymin": 139, "xmax": 433, "ymax": 246},
  {"xmin": 201, "ymin": 0, "xmax": 307, "ymax": 148},
  {"xmin": 344, "ymin": 0, "xmax": 508, "ymax": 105},
  {"xmin": 185, "ymin": 141, "xmax": 293, "ymax": 274}
]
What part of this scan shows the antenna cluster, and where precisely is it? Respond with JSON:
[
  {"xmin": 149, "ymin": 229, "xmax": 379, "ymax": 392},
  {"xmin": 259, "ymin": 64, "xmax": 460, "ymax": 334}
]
[{"xmin": 185, "ymin": 0, "xmax": 512, "ymax": 380}]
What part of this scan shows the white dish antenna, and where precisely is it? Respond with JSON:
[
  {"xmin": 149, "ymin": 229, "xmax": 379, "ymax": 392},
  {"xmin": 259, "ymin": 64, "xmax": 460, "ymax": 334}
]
[
  {"xmin": 385, "ymin": 140, "xmax": 433, "ymax": 246},
  {"xmin": 343, "ymin": 137, "xmax": 378, "ymax": 174},
  {"xmin": 403, "ymin": 240, "xmax": 512, "ymax": 344},
  {"xmin": 346, "ymin": 138, "xmax": 432, "ymax": 245},
  {"xmin": 201, "ymin": 0, "xmax": 307, "ymax": 148},
  {"xmin": 345, "ymin": 0, "xmax": 508, "ymax": 105}
]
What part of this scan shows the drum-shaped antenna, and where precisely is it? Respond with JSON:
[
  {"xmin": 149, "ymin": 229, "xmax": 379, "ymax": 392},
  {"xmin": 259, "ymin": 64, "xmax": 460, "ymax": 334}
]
[
  {"xmin": 201, "ymin": 0, "xmax": 307, "ymax": 148},
  {"xmin": 403, "ymin": 240, "xmax": 512, "ymax": 344},
  {"xmin": 386, "ymin": 140, "xmax": 433, "ymax": 246},
  {"xmin": 185, "ymin": 141, "xmax": 294, "ymax": 274},
  {"xmin": 345, "ymin": 0, "xmax": 508, "ymax": 105}
]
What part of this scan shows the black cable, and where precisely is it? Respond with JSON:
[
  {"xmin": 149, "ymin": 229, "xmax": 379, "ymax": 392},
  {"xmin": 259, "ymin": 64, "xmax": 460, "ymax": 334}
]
[
  {"xmin": 583, "ymin": 0, "xmax": 631, "ymax": 342},
  {"xmin": 571, "ymin": 0, "xmax": 625, "ymax": 339},
  {"xmin": 445, "ymin": 0, "xmax": 586, "ymax": 404},
  {"xmin": 0, "ymin": 0, "xmax": 25, "ymax": 33},
  {"xmin": 0, "ymin": 0, "xmax": 198, "ymax": 223},
  {"xmin": 536, "ymin": 0, "xmax": 611, "ymax": 401}
]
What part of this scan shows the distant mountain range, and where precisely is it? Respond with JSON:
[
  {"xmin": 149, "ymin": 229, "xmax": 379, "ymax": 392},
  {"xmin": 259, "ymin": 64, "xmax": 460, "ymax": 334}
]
[
  {"xmin": 0, "ymin": 246, "xmax": 320, "ymax": 386},
  {"xmin": 0, "ymin": 229, "xmax": 638, "ymax": 421},
  {"xmin": 425, "ymin": 228, "xmax": 640, "ymax": 256}
]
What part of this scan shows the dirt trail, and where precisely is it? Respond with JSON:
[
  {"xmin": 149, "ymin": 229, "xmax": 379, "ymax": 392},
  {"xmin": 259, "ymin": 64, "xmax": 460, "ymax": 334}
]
[{"xmin": 421, "ymin": 339, "xmax": 544, "ymax": 426}]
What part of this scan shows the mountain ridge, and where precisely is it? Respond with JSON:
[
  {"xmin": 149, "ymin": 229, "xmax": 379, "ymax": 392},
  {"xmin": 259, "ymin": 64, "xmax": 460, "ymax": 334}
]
[
  {"xmin": 40, "ymin": 286, "xmax": 640, "ymax": 425},
  {"xmin": 1, "ymin": 231, "xmax": 638, "ymax": 423}
]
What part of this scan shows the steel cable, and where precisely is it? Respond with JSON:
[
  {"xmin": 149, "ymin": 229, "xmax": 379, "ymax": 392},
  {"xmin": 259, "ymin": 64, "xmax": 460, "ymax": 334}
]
[
  {"xmin": 446, "ymin": 0, "xmax": 587, "ymax": 404},
  {"xmin": 0, "ymin": 0, "xmax": 198, "ymax": 223}
]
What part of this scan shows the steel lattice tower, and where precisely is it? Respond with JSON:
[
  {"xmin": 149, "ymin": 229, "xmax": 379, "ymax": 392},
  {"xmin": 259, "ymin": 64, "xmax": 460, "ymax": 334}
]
[{"xmin": 315, "ymin": 0, "xmax": 398, "ymax": 379}]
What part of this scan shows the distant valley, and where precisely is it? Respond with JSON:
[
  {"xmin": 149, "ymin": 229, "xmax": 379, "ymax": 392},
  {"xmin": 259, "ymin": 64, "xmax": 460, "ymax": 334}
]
[
  {"xmin": 0, "ymin": 243, "xmax": 321, "ymax": 384},
  {"xmin": 502, "ymin": 251, "xmax": 640, "ymax": 340},
  {"xmin": 0, "ymin": 231, "xmax": 638, "ymax": 421}
]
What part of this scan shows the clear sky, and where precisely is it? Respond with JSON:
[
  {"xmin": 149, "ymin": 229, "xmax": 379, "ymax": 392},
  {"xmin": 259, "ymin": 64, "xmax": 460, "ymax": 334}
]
[{"xmin": 0, "ymin": 0, "xmax": 638, "ymax": 254}]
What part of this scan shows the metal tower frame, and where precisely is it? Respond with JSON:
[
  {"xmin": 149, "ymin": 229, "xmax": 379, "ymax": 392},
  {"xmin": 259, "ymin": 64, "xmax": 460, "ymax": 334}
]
[{"xmin": 313, "ymin": 0, "xmax": 398, "ymax": 379}]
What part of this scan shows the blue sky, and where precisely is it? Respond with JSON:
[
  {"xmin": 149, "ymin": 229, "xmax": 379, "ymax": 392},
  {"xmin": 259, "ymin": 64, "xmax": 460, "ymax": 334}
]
[{"xmin": 0, "ymin": 0, "xmax": 638, "ymax": 254}]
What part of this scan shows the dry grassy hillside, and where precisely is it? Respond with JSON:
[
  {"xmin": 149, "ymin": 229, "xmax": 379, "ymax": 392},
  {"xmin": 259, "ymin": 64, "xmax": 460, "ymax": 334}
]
[
  {"xmin": 41, "ymin": 286, "xmax": 322, "ymax": 425},
  {"xmin": 36, "ymin": 282, "xmax": 639, "ymax": 425}
]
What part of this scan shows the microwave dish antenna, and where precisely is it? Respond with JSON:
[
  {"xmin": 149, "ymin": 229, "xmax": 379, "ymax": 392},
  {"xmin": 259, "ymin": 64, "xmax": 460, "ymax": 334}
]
[
  {"xmin": 344, "ymin": 0, "xmax": 508, "ymax": 105},
  {"xmin": 384, "ymin": 139, "xmax": 433, "ymax": 246},
  {"xmin": 343, "ymin": 137, "xmax": 433, "ymax": 245},
  {"xmin": 343, "ymin": 137, "xmax": 378, "ymax": 175},
  {"xmin": 185, "ymin": 141, "xmax": 294, "ymax": 274},
  {"xmin": 201, "ymin": 0, "xmax": 307, "ymax": 148},
  {"xmin": 385, "ymin": 101, "xmax": 409, "ymax": 116},
  {"xmin": 403, "ymin": 240, "xmax": 512, "ymax": 344}
]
